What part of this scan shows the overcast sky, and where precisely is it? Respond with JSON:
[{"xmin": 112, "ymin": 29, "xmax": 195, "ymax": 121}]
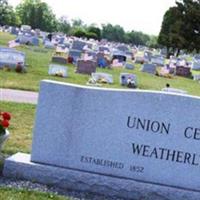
[{"xmin": 8, "ymin": 0, "xmax": 176, "ymax": 35}]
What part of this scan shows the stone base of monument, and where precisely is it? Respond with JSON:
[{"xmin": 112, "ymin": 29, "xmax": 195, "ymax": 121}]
[{"xmin": 3, "ymin": 153, "xmax": 200, "ymax": 200}]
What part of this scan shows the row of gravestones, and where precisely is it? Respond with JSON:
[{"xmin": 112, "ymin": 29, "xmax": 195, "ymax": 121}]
[
  {"xmin": 4, "ymin": 24, "xmax": 200, "ymax": 69},
  {"xmin": 48, "ymin": 64, "xmax": 137, "ymax": 88},
  {"xmin": 6, "ymin": 24, "xmax": 200, "ymax": 74},
  {"xmin": 51, "ymin": 50, "xmax": 134, "ymax": 69}
]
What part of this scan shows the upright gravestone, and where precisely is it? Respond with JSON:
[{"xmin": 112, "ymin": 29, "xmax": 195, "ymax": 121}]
[
  {"xmin": 76, "ymin": 60, "xmax": 96, "ymax": 75},
  {"xmin": 141, "ymin": 63, "xmax": 157, "ymax": 74},
  {"xmin": 48, "ymin": 64, "xmax": 68, "ymax": 78},
  {"xmin": 3, "ymin": 80, "xmax": 200, "ymax": 199},
  {"xmin": 0, "ymin": 48, "xmax": 25, "ymax": 69}
]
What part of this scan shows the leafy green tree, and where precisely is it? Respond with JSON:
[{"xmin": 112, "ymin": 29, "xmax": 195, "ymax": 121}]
[
  {"xmin": 146, "ymin": 35, "xmax": 158, "ymax": 48},
  {"xmin": 125, "ymin": 31, "xmax": 150, "ymax": 46},
  {"xmin": 85, "ymin": 32, "xmax": 98, "ymax": 40},
  {"xmin": 87, "ymin": 25, "xmax": 101, "ymax": 40},
  {"xmin": 16, "ymin": 0, "xmax": 57, "ymax": 32},
  {"xmin": 101, "ymin": 23, "xmax": 125, "ymax": 42},
  {"xmin": 57, "ymin": 16, "xmax": 71, "ymax": 35},
  {"xmin": 72, "ymin": 27, "xmax": 87, "ymax": 38},
  {"xmin": 72, "ymin": 18, "xmax": 84, "ymax": 27},
  {"xmin": 176, "ymin": 0, "xmax": 200, "ymax": 53},
  {"xmin": 0, "ymin": 0, "xmax": 20, "ymax": 26},
  {"xmin": 158, "ymin": 0, "xmax": 200, "ymax": 56}
]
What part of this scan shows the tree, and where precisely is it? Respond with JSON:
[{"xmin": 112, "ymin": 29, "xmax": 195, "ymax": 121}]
[
  {"xmin": 72, "ymin": 18, "xmax": 84, "ymax": 27},
  {"xmin": 125, "ymin": 31, "xmax": 150, "ymax": 46},
  {"xmin": 72, "ymin": 27, "xmax": 87, "ymax": 38},
  {"xmin": 146, "ymin": 35, "xmax": 158, "ymax": 48},
  {"xmin": 87, "ymin": 25, "xmax": 101, "ymax": 40},
  {"xmin": 0, "ymin": 0, "xmax": 20, "ymax": 26},
  {"xmin": 16, "ymin": 0, "xmax": 57, "ymax": 32},
  {"xmin": 101, "ymin": 24, "xmax": 125, "ymax": 42},
  {"xmin": 158, "ymin": 0, "xmax": 200, "ymax": 56},
  {"xmin": 57, "ymin": 16, "xmax": 71, "ymax": 34},
  {"xmin": 176, "ymin": 0, "xmax": 200, "ymax": 52}
]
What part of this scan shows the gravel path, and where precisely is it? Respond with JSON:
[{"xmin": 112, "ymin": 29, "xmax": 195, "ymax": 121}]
[
  {"xmin": 0, "ymin": 176, "xmax": 124, "ymax": 200},
  {"xmin": 0, "ymin": 88, "xmax": 38, "ymax": 104}
]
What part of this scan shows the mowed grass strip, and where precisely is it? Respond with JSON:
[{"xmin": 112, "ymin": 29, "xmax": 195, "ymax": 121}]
[
  {"xmin": 0, "ymin": 101, "xmax": 35, "ymax": 155},
  {"xmin": 0, "ymin": 187, "xmax": 71, "ymax": 200},
  {"xmin": 0, "ymin": 32, "xmax": 200, "ymax": 96}
]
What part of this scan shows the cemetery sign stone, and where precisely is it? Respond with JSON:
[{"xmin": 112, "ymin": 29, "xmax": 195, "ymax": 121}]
[{"xmin": 3, "ymin": 80, "xmax": 200, "ymax": 199}]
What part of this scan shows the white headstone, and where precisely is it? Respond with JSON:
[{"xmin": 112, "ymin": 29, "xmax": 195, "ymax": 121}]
[{"xmin": 4, "ymin": 80, "xmax": 200, "ymax": 199}]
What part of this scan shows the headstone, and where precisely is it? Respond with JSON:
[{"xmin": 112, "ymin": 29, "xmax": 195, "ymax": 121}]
[
  {"xmin": 99, "ymin": 46, "xmax": 110, "ymax": 52},
  {"xmin": 17, "ymin": 35, "xmax": 39, "ymax": 46},
  {"xmin": 96, "ymin": 52, "xmax": 109, "ymax": 68},
  {"xmin": 125, "ymin": 63, "xmax": 134, "ymax": 70},
  {"xmin": 192, "ymin": 62, "xmax": 200, "ymax": 70},
  {"xmin": 92, "ymin": 72, "xmax": 113, "ymax": 84},
  {"xmin": 76, "ymin": 60, "xmax": 96, "ymax": 75},
  {"xmin": 10, "ymin": 27, "xmax": 19, "ymax": 35},
  {"xmin": 111, "ymin": 59, "xmax": 124, "ymax": 67},
  {"xmin": 87, "ymin": 51, "xmax": 97, "ymax": 59},
  {"xmin": 135, "ymin": 56, "xmax": 144, "ymax": 64},
  {"xmin": 48, "ymin": 64, "xmax": 67, "ymax": 78},
  {"xmin": 21, "ymin": 25, "xmax": 31, "ymax": 33},
  {"xmin": 117, "ymin": 45, "xmax": 129, "ymax": 52},
  {"xmin": 120, "ymin": 73, "xmax": 137, "ymax": 88},
  {"xmin": 68, "ymin": 49, "xmax": 82, "ymax": 63},
  {"xmin": 4, "ymin": 80, "xmax": 200, "ymax": 200},
  {"xmin": 194, "ymin": 55, "xmax": 200, "ymax": 63},
  {"xmin": 141, "ymin": 63, "xmax": 157, "ymax": 74},
  {"xmin": 44, "ymin": 40, "xmax": 55, "ymax": 49},
  {"xmin": 0, "ymin": 47, "xmax": 25, "ymax": 69},
  {"xmin": 151, "ymin": 55, "xmax": 165, "ymax": 66},
  {"xmin": 125, "ymin": 51, "xmax": 134, "ymax": 60},
  {"xmin": 193, "ymin": 74, "xmax": 200, "ymax": 81},
  {"xmin": 51, "ymin": 56, "xmax": 67, "ymax": 65},
  {"xmin": 31, "ymin": 37, "xmax": 39, "ymax": 46},
  {"xmin": 72, "ymin": 40, "xmax": 88, "ymax": 51},
  {"xmin": 112, "ymin": 52, "xmax": 126, "ymax": 63},
  {"xmin": 144, "ymin": 51, "xmax": 152, "ymax": 63},
  {"xmin": 176, "ymin": 66, "xmax": 191, "ymax": 77},
  {"xmin": 176, "ymin": 59, "xmax": 186, "ymax": 67}
]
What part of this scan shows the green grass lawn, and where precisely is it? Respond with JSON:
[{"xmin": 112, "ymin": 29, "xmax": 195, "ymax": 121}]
[
  {"xmin": 0, "ymin": 101, "xmax": 35, "ymax": 155},
  {"xmin": 0, "ymin": 187, "xmax": 70, "ymax": 200},
  {"xmin": 1, "ymin": 32, "xmax": 200, "ymax": 96}
]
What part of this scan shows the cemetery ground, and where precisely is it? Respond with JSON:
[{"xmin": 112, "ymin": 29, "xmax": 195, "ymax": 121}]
[
  {"xmin": 1, "ymin": 32, "xmax": 200, "ymax": 199},
  {"xmin": 0, "ymin": 187, "xmax": 68, "ymax": 200},
  {"xmin": 1, "ymin": 32, "xmax": 200, "ymax": 96}
]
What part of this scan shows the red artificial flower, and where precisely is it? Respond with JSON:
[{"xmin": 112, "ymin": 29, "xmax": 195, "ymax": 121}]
[
  {"xmin": 1, "ymin": 120, "xmax": 9, "ymax": 128},
  {"xmin": 2, "ymin": 112, "xmax": 11, "ymax": 120}
]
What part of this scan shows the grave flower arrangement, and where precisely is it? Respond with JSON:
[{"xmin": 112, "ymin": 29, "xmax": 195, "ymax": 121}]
[{"xmin": 0, "ymin": 112, "xmax": 11, "ymax": 136}]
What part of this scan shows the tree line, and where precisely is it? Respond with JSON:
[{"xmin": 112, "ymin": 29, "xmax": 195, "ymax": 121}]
[
  {"xmin": 0, "ymin": 0, "xmax": 157, "ymax": 47},
  {"xmin": 1, "ymin": 0, "xmax": 199, "ymax": 55}
]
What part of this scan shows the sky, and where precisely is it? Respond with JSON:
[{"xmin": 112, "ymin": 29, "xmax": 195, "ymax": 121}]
[{"xmin": 8, "ymin": 0, "xmax": 176, "ymax": 35}]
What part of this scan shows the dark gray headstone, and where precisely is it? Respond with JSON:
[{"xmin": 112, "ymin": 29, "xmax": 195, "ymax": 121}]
[
  {"xmin": 51, "ymin": 56, "xmax": 67, "ymax": 65},
  {"xmin": 141, "ymin": 63, "xmax": 157, "ymax": 74},
  {"xmin": 125, "ymin": 63, "xmax": 134, "ymax": 70},
  {"xmin": 76, "ymin": 60, "xmax": 96, "ymax": 75}
]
